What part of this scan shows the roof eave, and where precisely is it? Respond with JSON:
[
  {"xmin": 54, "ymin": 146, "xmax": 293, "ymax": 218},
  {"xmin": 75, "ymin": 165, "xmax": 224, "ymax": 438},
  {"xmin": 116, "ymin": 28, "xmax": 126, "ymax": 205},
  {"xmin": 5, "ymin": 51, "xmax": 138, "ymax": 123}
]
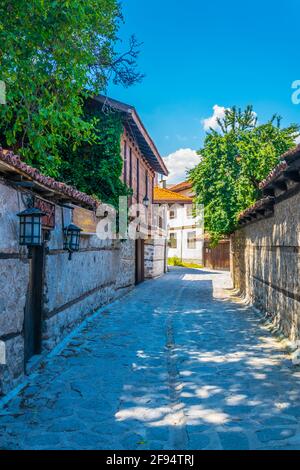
[
  {"xmin": 153, "ymin": 198, "xmax": 193, "ymax": 204},
  {"xmin": 0, "ymin": 148, "xmax": 98, "ymax": 210},
  {"xmin": 170, "ymin": 181, "xmax": 193, "ymax": 192},
  {"xmin": 129, "ymin": 108, "xmax": 168, "ymax": 176},
  {"xmin": 91, "ymin": 95, "xmax": 168, "ymax": 176}
]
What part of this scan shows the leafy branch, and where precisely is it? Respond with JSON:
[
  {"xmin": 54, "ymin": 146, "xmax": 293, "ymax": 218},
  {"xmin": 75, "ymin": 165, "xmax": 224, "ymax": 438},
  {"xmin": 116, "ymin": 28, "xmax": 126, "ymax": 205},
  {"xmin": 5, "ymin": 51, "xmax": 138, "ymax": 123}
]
[{"xmin": 190, "ymin": 106, "xmax": 299, "ymax": 244}]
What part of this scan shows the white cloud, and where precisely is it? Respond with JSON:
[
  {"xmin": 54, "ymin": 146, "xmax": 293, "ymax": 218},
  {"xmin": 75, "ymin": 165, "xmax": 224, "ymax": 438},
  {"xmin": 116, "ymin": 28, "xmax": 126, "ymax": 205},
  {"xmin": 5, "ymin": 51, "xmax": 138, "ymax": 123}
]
[
  {"xmin": 202, "ymin": 105, "xmax": 258, "ymax": 132},
  {"xmin": 202, "ymin": 105, "xmax": 228, "ymax": 132},
  {"xmin": 163, "ymin": 148, "xmax": 200, "ymax": 184},
  {"xmin": 295, "ymin": 135, "xmax": 300, "ymax": 145}
]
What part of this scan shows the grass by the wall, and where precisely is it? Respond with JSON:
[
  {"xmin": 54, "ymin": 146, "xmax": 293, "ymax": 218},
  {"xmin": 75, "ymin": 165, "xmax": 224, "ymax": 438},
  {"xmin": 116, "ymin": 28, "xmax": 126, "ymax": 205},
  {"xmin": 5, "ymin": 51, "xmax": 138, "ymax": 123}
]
[{"xmin": 168, "ymin": 257, "xmax": 203, "ymax": 269}]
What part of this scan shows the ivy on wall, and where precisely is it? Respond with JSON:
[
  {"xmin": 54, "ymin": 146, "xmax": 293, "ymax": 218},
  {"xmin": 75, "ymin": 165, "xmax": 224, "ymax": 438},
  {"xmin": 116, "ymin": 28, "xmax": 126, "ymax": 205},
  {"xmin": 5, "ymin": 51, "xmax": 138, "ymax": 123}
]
[{"xmin": 59, "ymin": 103, "xmax": 130, "ymax": 208}]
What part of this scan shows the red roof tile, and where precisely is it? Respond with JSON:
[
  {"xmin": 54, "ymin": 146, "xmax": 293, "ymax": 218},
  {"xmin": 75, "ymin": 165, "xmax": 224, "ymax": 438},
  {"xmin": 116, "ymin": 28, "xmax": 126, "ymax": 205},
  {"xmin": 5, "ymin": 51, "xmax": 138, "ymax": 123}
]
[
  {"xmin": 238, "ymin": 196, "xmax": 275, "ymax": 221},
  {"xmin": 0, "ymin": 148, "xmax": 98, "ymax": 209},
  {"xmin": 260, "ymin": 144, "xmax": 300, "ymax": 190}
]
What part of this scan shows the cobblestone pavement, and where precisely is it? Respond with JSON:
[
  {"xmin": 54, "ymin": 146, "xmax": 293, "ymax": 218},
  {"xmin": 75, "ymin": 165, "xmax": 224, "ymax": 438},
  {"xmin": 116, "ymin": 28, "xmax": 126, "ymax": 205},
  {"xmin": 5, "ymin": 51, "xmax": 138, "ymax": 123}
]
[{"xmin": 1, "ymin": 267, "xmax": 300, "ymax": 450}]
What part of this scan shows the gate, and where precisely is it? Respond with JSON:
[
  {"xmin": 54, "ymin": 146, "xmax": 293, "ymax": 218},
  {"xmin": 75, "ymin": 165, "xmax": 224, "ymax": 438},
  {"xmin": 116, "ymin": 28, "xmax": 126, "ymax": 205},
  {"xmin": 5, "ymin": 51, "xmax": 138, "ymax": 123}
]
[
  {"xmin": 204, "ymin": 240, "xmax": 230, "ymax": 270},
  {"xmin": 135, "ymin": 239, "xmax": 145, "ymax": 285}
]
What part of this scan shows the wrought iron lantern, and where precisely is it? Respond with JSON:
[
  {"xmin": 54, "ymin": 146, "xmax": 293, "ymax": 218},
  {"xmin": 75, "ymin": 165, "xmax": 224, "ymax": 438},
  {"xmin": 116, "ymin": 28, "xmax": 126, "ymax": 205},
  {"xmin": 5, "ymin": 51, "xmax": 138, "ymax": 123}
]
[
  {"xmin": 63, "ymin": 223, "xmax": 82, "ymax": 260},
  {"xmin": 143, "ymin": 195, "xmax": 150, "ymax": 208},
  {"xmin": 17, "ymin": 207, "xmax": 45, "ymax": 250}
]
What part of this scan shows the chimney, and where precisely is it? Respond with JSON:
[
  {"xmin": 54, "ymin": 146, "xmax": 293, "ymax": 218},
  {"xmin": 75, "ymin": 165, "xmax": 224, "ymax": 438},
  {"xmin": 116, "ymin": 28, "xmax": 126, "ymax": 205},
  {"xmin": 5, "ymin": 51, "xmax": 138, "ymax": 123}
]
[{"xmin": 160, "ymin": 178, "xmax": 167, "ymax": 189}]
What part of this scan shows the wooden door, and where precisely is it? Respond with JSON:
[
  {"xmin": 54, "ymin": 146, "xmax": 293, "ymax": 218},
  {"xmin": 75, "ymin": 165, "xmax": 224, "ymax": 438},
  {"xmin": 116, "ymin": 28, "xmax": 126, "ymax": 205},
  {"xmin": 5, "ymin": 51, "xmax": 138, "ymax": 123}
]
[
  {"xmin": 204, "ymin": 240, "xmax": 230, "ymax": 270},
  {"xmin": 24, "ymin": 245, "xmax": 45, "ymax": 363},
  {"xmin": 135, "ymin": 239, "xmax": 145, "ymax": 285}
]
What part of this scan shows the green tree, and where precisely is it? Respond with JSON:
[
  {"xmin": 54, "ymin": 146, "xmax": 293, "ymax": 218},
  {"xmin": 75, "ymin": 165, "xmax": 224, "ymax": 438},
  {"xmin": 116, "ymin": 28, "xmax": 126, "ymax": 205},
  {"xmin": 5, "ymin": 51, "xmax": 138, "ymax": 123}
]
[
  {"xmin": 190, "ymin": 106, "xmax": 299, "ymax": 244},
  {"xmin": 0, "ymin": 0, "xmax": 142, "ymax": 176}
]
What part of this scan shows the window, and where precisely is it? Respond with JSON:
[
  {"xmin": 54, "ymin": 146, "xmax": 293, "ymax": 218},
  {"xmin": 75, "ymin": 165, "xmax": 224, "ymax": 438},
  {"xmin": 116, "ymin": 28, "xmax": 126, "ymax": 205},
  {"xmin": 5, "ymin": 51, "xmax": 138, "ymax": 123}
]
[
  {"xmin": 136, "ymin": 159, "xmax": 140, "ymax": 203},
  {"xmin": 145, "ymin": 171, "xmax": 148, "ymax": 198},
  {"xmin": 169, "ymin": 233, "xmax": 177, "ymax": 249},
  {"xmin": 129, "ymin": 148, "xmax": 133, "ymax": 188},
  {"xmin": 186, "ymin": 205, "xmax": 193, "ymax": 219},
  {"xmin": 187, "ymin": 231, "xmax": 196, "ymax": 249},
  {"xmin": 158, "ymin": 206, "xmax": 166, "ymax": 230},
  {"xmin": 159, "ymin": 212, "xmax": 167, "ymax": 229},
  {"xmin": 169, "ymin": 209, "xmax": 177, "ymax": 220}
]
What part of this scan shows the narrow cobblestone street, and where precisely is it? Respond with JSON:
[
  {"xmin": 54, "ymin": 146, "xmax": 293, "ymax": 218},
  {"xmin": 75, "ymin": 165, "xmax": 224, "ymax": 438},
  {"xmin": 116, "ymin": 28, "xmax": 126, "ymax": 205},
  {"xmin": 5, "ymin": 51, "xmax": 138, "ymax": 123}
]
[{"xmin": 1, "ymin": 267, "xmax": 300, "ymax": 450}]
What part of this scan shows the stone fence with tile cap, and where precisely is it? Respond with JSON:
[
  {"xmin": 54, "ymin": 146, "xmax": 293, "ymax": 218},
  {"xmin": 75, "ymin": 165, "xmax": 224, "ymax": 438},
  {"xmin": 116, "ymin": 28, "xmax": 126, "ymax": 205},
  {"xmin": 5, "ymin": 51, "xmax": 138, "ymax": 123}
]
[{"xmin": 231, "ymin": 145, "xmax": 300, "ymax": 341}]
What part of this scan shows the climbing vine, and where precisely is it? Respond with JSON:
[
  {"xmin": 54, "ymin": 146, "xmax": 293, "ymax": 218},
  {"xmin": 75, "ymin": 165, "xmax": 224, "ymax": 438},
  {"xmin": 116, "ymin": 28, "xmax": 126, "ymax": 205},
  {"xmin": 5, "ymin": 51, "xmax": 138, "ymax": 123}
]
[{"xmin": 59, "ymin": 103, "xmax": 131, "ymax": 207}]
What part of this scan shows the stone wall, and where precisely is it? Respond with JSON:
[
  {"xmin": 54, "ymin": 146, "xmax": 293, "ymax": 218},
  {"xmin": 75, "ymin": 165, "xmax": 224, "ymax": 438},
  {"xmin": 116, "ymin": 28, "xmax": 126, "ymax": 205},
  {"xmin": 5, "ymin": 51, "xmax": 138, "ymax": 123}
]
[
  {"xmin": 231, "ymin": 190, "xmax": 300, "ymax": 341},
  {"xmin": 42, "ymin": 233, "xmax": 135, "ymax": 351},
  {"xmin": 0, "ymin": 180, "xmax": 29, "ymax": 395},
  {"xmin": 144, "ymin": 237, "xmax": 167, "ymax": 280},
  {"xmin": 0, "ymin": 178, "xmax": 135, "ymax": 396}
]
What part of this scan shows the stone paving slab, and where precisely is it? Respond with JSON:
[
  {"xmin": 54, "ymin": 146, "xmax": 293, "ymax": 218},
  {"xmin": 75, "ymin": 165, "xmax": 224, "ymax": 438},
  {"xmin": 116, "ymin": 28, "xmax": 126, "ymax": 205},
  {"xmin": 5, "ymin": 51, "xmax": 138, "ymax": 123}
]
[{"xmin": 1, "ymin": 267, "xmax": 300, "ymax": 450}]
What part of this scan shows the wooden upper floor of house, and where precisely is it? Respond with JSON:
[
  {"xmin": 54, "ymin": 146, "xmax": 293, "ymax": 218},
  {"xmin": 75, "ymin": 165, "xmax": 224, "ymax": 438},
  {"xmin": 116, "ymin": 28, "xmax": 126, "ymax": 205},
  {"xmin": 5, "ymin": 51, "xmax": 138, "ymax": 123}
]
[{"xmin": 91, "ymin": 95, "xmax": 168, "ymax": 207}]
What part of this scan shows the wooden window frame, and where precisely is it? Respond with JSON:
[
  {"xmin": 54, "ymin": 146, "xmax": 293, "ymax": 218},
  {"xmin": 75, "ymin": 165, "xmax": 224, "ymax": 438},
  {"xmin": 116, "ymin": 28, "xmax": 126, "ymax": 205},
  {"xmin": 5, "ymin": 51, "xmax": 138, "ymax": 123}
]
[
  {"xmin": 124, "ymin": 141, "xmax": 127, "ymax": 184},
  {"xmin": 145, "ymin": 171, "xmax": 148, "ymax": 198},
  {"xmin": 170, "ymin": 208, "xmax": 177, "ymax": 220},
  {"xmin": 136, "ymin": 158, "xmax": 140, "ymax": 203},
  {"xmin": 129, "ymin": 147, "xmax": 133, "ymax": 189}
]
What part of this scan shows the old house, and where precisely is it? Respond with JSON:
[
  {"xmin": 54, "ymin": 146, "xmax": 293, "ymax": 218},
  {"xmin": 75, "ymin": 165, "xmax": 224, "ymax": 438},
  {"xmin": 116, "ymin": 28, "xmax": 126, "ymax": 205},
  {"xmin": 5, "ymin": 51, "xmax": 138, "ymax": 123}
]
[
  {"xmin": 92, "ymin": 96, "xmax": 169, "ymax": 282},
  {"xmin": 169, "ymin": 180, "xmax": 230, "ymax": 270},
  {"xmin": 0, "ymin": 96, "xmax": 168, "ymax": 397},
  {"xmin": 153, "ymin": 183, "xmax": 203, "ymax": 265}
]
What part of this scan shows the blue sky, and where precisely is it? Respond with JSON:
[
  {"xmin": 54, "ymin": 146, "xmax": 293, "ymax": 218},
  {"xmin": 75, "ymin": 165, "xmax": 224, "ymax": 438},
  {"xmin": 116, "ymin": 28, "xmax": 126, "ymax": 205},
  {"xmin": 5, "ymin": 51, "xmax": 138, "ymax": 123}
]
[{"xmin": 110, "ymin": 0, "xmax": 300, "ymax": 182}]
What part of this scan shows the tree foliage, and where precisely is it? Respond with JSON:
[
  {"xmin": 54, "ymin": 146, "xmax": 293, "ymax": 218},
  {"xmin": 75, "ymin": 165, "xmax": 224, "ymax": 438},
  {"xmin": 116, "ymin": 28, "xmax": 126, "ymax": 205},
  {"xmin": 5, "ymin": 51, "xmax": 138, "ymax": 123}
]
[
  {"xmin": 0, "ymin": 0, "xmax": 143, "ymax": 177},
  {"xmin": 190, "ymin": 106, "xmax": 299, "ymax": 244}
]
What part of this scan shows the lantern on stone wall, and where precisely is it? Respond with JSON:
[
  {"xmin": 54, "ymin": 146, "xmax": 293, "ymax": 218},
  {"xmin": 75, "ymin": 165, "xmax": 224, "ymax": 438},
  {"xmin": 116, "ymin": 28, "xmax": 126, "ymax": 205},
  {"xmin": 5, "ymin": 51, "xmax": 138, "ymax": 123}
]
[
  {"xmin": 17, "ymin": 207, "xmax": 45, "ymax": 248},
  {"xmin": 63, "ymin": 223, "xmax": 82, "ymax": 260}
]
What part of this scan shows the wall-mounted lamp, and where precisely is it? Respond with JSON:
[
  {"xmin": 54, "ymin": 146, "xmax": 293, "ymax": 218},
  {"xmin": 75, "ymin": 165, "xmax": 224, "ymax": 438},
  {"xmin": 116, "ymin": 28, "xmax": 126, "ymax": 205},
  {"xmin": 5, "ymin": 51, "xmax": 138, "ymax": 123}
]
[
  {"xmin": 63, "ymin": 223, "xmax": 82, "ymax": 260},
  {"xmin": 143, "ymin": 195, "xmax": 150, "ymax": 208},
  {"xmin": 17, "ymin": 207, "xmax": 45, "ymax": 258}
]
